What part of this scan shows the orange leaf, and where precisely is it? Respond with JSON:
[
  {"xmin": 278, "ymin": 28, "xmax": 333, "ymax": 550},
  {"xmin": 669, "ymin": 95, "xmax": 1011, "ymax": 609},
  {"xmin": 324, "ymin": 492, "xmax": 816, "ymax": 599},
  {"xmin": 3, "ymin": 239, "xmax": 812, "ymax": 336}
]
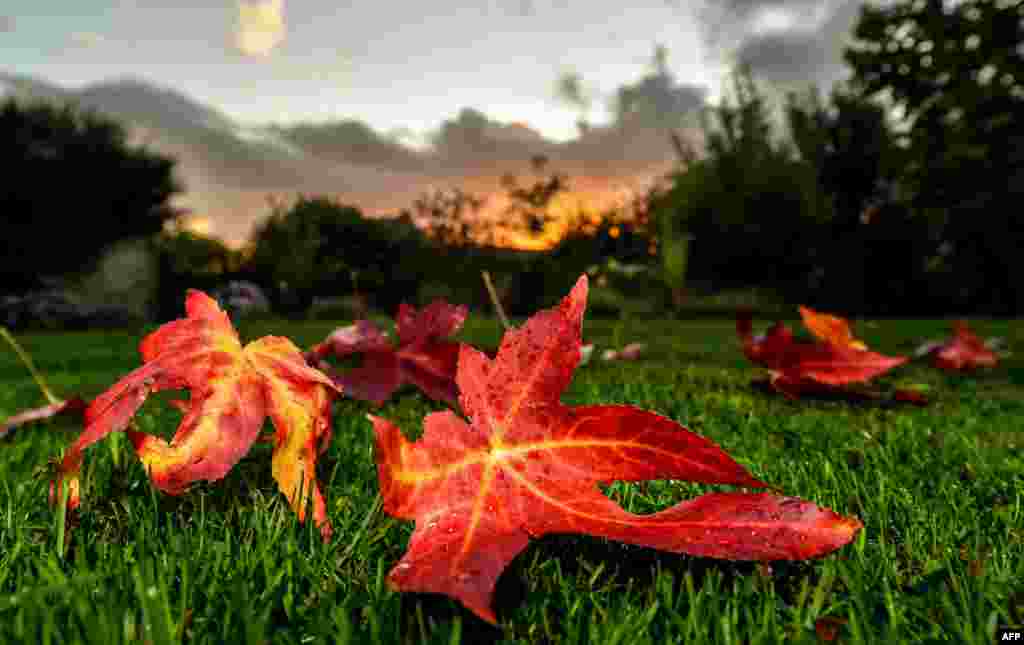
[
  {"xmin": 374, "ymin": 276, "xmax": 862, "ymax": 623},
  {"xmin": 55, "ymin": 291, "xmax": 341, "ymax": 540},
  {"xmin": 799, "ymin": 306, "xmax": 867, "ymax": 350}
]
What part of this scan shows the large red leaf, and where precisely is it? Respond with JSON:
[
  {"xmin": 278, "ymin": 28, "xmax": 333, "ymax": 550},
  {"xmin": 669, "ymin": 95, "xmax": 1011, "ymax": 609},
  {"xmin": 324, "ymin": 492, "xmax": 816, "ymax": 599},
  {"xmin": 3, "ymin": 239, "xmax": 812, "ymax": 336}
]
[
  {"xmin": 922, "ymin": 321, "xmax": 999, "ymax": 372},
  {"xmin": 738, "ymin": 310, "xmax": 906, "ymax": 397},
  {"xmin": 308, "ymin": 300, "xmax": 468, "ymax": 406},
  {"xmin": 55, "ymin": 290, "xmax": 341, "ymax": 540},
  {"xmin": 372, "ymin": 276, "xmax": 862, "ymax": 624}
]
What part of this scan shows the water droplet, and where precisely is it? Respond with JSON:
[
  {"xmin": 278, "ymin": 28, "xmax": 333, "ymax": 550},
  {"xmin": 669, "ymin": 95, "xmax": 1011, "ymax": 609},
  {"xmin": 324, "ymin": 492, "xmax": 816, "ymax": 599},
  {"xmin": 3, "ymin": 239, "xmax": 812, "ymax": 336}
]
[
  {"xmin": 446, "ymin": 526, "xmax": 456, "ymax": 534},
  {"xmin": 395, "ymin": 563, "xmax": 412, "ymax": 573},
  {"xmin": 486, "ymin": 505, "xmax": 495, "ymax": 513}
]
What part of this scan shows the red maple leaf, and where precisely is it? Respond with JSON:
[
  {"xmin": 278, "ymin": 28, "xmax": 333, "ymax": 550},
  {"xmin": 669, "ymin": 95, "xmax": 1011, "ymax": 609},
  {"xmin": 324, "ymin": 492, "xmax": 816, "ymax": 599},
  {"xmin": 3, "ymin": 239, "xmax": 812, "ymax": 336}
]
[
  {"xmin": 307, "ymin": 300, "xmax": 468, "ymax": 406},
  {"xmin": 54, "ymin": 290, "xmax": 341, "ymax": 540},
  {"xmin": 920, "ymin": 321, "xmax": 999, "ymax": 372},
  {"xmin": 737, "ymin": 308, "xmax": 907, "ymax": 398},
  {"xmin": 371, "ymin": 276, "xmax": 862, "ymax": 623}
]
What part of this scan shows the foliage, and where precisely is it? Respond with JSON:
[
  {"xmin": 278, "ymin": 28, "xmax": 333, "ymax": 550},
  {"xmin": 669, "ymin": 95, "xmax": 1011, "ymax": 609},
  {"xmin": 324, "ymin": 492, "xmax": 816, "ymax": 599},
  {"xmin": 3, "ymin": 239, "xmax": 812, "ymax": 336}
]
[
  {"xmin": 0, "ymin": 97, "xmax": 182, "ymax": 293},
  {"xmin": 409, "ymin": 188, "xmax": 486, "ymax": 248},
  {"xmin": 649, "ymin": 67, "xmax": 823, "ymax": 297},
  {"xmin": 247, "ymin": 196, "xmax": 424, "ymax": 316},
  {"xmin": 154, "ymin": 229, "xmax": 242, "ymax": 320},
  {"xmin": 784, "ymin": 85, "xmax": 914, "ymax": 313},
  {"xmin": 844, "ymin": 0, "xmax": 1024, "ymax": 313},
  {"xmin": 499, "ymin": 154, "xmax": 570, "ymax": 237}
]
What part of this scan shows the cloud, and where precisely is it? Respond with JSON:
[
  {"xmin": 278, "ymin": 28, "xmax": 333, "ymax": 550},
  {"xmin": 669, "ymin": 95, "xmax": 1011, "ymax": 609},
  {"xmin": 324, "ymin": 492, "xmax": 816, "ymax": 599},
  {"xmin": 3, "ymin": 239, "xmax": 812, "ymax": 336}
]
[
  {"xmin": 733, "ymin": 0, "xmax": 862, "ymax": 87},
  {"xmin": 69, "ymin": 32, "xmax": 107, "ymax": 48},
  {"xmin": 271, "ymin": 119, "xmax": 429, "ymax": 173},
  {"xmin": 696, "ymin": 0, "xmax": 861, "ymax": 88},
  {"xmin": 610, "ymin": 45, "xmax": 707, "ymax": 130},
  {"xmin": 8, "ymin": 70, "xmax": 700, "ymax": 246},
  {"xmin": 234, "ymin": 0, "xmax": 286, "ymax": 57}
]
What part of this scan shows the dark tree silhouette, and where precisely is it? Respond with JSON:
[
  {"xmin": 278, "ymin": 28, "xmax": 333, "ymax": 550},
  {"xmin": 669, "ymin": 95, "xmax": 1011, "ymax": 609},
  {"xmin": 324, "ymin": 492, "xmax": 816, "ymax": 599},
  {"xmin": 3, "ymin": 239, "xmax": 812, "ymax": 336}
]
[
  {"xmin": 844, "ymin": 0, "xmax": 1024, "ymax": 312},
  {"xmin": 785, "ymin": 86, "xmax": 909, "ymax": 312},
  {"xmin": 247, "ymin": 195, "xmax": 424, "ymax": 315},
  {"xmin": 649, "ymin": 66, "xmax": 822, "ymax": 296},
  {"xmin": 0, "ymin": 98, "xmax": 181, "ymax": 292},
  {"xmin": 411, "ymin": 187, "xmax": 486, "ymax": 247},
  {"xmin": 500, "ymin": 154, "xmax": 570, "ymax": 236}
]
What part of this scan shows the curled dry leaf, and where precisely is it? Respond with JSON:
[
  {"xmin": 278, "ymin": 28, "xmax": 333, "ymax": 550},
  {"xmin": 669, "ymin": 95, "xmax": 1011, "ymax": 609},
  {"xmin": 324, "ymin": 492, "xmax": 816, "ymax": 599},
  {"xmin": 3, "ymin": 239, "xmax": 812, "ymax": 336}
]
[
  {"xmin": 372, "ymin": 276, "xmax": 862, "ymax": 624},
  {"xmin": 601, "ymin": 342, "xmax": 646, "ymax": 362},
  {"xmin": 919, "ymin": 321, "xmax": 999, "ymax": 372},
  {"xmin": 738, "ymin": 309, "xmax": 907, "ymax": 398},
  {"xmin": 308, "ymin": 300, "xmax": 468, "ymax": 406},
  {"xmin": 54, "ymin": 290, "xmax": 341, "ymax": 541},
  {"xmin": 0, "ymin": 396, "xmax": 86, "ymax": 442}
]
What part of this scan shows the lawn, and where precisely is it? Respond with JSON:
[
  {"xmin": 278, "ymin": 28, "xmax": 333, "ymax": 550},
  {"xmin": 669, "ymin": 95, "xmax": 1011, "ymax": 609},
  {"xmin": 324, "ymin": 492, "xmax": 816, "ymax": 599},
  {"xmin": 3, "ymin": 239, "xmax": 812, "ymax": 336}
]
[{"xmin": 1, "ymin": 313, "xmax": 1022, "ymax": 644}]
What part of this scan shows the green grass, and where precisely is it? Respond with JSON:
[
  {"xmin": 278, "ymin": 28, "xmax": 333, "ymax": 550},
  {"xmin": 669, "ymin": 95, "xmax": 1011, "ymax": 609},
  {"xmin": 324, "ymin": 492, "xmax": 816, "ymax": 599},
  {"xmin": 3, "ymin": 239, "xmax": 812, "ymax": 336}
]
[{"xmin": 1, "ymin": 314, "xmax": 1022, "ymax": 644}]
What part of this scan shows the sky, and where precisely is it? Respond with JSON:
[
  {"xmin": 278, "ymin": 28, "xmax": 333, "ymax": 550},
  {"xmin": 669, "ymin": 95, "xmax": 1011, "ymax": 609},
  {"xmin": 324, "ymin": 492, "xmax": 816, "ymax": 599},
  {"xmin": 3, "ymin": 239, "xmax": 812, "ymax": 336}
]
[{"xmin": 1, "ymin": 0, "xmax": 866, "ymax": 248}]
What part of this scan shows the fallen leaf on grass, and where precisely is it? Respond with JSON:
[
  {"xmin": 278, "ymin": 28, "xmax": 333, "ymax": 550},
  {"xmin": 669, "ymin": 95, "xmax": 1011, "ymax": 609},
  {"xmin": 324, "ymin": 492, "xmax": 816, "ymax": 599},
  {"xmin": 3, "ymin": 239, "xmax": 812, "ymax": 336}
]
[
  {"xmin": 600, "ymin": 342, "xmax": 646, "ymax": 362},
  {"xmin": 814, "ymin": 616, "xmax": 848, "ymax": 642},
  {"xmin": 372, "ymin": 276, "xmax": 862, "ymax": 623},
  {"xmin": 738, "ymin": 309, "xmax": 907, "ymax": 399},
  {"xmin": 308, "ymin": 300, "xmax": 468, "ymax": 406},
  {"xmin": 892, "ymin": 387, "xmax": 929, "ymax": 406},
  {"xmin": 916, "ymin": 321, "xmax": 999, "ymax": 372},
  {"xmin": 55, "ymin": 290, "xmax": 340, "ymax": 541}
]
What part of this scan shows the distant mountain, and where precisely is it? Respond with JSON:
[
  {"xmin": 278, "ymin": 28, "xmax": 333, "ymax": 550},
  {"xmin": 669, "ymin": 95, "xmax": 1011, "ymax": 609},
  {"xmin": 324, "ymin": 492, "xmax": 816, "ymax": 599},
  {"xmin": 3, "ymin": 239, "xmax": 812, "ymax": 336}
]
[
  {"xmin": 0, "ymin": 71, "xmax": 72, "ymax": 103},
  {"xmin": 0, "ymin": 70, "xmax": 447, "ymax": 242},
  {"xmin": 0, "ymin": 70, "xmax": 683, "ymax": 245}
]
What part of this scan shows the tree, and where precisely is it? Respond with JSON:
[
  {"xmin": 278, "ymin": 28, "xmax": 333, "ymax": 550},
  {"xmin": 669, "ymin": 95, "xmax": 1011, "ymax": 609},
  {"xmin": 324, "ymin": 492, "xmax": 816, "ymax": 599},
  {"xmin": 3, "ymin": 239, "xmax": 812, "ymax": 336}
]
[
  {"xmin": 500, "ymin": 154, "xmax": 569, "ymax": 236},
  {"xmin": 247, "ymin": 196, "xmax": 425, "ymax": 315},
  {"xmin": 844, "ymin": 0, "xmax": 1024, "ymax": 312},
  {"xmin": 785, "ymin": 85, "xmax": 912, "ymax": 312},
  {"xmin": 410, "ymin": 188, "xmax": 485, "ymax": 247},
  {"xmin": 0, "ymin": 98, "xmax": 181, "ymax": 292},
  {"xmin": 649, "ymin": 66, "xmax": 823, "ymax": 298},
  {"xmin": 153, "ymin": 227, "xmax": 241, "ymax": 320}
]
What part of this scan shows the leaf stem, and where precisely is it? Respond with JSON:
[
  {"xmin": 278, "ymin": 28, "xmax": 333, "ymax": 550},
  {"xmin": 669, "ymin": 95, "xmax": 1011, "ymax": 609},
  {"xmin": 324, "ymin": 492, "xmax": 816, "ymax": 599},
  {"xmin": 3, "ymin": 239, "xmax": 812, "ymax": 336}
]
[
  {"xmin": 481, "ymin": 271, "xmax": 511, "ymax": 332},
  {"xmin": 0, "ymin": 327, "xmax": 60, "ymax": 405},
  {"xmin": 55, "ymin": 474, "xmax": 68, "ymax": 560}
]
